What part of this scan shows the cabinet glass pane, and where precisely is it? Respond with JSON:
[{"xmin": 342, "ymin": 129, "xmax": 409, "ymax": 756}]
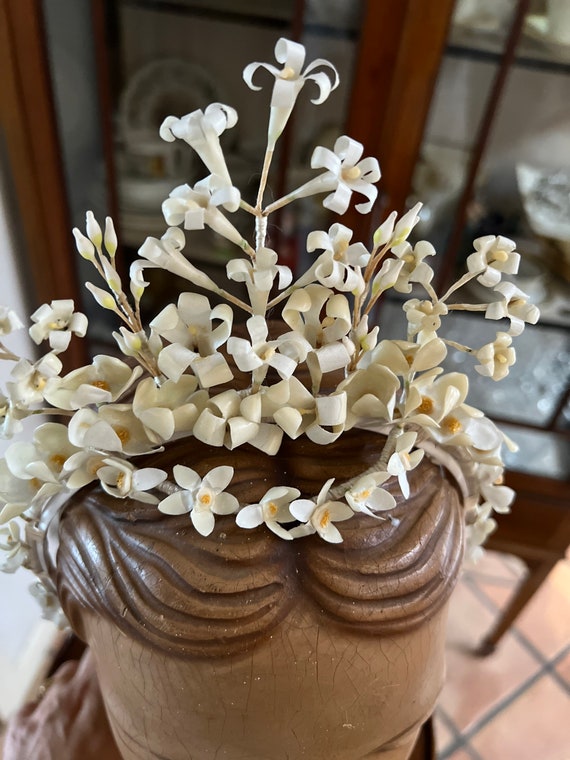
[{"xmin": 403, "ymin": 0, "xmax": 570, "ymax": 463}]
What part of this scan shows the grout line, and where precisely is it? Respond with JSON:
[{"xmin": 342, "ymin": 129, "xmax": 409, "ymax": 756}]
[
  {"xmin": 441, "ymin": 632, "xmax": 570, "ymax": 757},
  {"xmin": 436, "ymin": 697, "xmax": 483, "ymax": 759},
  {"xmin": 465, "ymin": 577, "xmax": 570, "ymax": 694}
]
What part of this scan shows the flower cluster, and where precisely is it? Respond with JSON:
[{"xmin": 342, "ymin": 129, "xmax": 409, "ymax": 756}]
[{"xmin": 0, "ymin": 39, "xmax": 538, "ymax": 615}]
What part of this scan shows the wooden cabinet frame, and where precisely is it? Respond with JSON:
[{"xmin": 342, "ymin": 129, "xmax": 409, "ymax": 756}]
[{"xmin": 0, "ymin": 0, "xmax": 86, "ymax": 368}]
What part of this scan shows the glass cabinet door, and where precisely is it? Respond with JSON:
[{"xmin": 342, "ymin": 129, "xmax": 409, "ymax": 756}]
[
  {"xmin": 402, "ymin": 0, "xmax": 570, "ymax": 478},
  {"xmin": 41, "ymin": 0, "xmax": 365, "ymax": 338}
]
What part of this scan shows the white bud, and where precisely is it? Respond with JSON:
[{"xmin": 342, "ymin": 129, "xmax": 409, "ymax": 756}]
[
  {"xmin": 72, "ymin": 228, "xmax": 96, "ymax": 261},
  {"xmin": 104, "ymin": 217, "xmax": 118, "ymax": 257},
  {"xmin": 86, "ymin": 211, "xmax": 103, "ymax": 248}
]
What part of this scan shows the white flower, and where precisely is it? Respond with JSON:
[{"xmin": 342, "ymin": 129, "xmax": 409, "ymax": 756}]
[
  {"xmin": 475, "ymin": 332, "xmax": 515, "ymax": 381},
  {"xmin": 337, "ymin": 363, "xmax": 399, "ymax": 428},
  {"xmin": 345, "ymin": 472, "xmax": 396, "ymax": 516},
  {"xmin": 306, "ymin": 223, "xmax": 369, "ymax": 293},
  {"xmin": 289, "ymin": 136, "xmax": 380, "ymax": 214},
  {"xmin": 0, "ymin": 522, "xmax": 27, "ymax": 573},
  {"xmin": 158, "ymin": 464, "xmax": 239, "ymax": 536},
  {"xmin": 272, "ymin": 376, "xmax": 347, "ymax": 445},
  {"xmin": 370, "ymin": 338, "xmax": 447, "ymax": 376},
  {"xmin": 466, "ymin": 506, "xmax": 497, "ymax": 555},
  {"xmin": 194, "ymin": 386, "xmax": 282, "ymax": 453},
  {"xmin": 0, "ymin": 459, "xmax": 40, "ymax": 523},
  {"xmin": 404, "ymin": 372, "xmax": 469, "ymax": 428},
  {"xmin": 63, "ymin": 450, "xmax": 108, "ymax": 490},
  {"xmin": 0, "ymin": 436, "xmax": 64, "ymax": 524},
  {"xmin": 29, "ymin": 582, "xmax": 68, "ymax": 626},
  {"xmin": 428, "ymin": 404, "xmax": 504, "ymax": 453},
  {"xmin": 403, "ymin": 299, "xmax": 448, "ymax": 342},
  {"xmin": 43, "ymin": 355, "xmax": 141, "ymax": 410},
  {"xmin": 485, "ymin": 282, "xmax": 540, "ymax": 336},
  {"xmin": 151, "ymin": 292, "xmax": 234, "ymax": 386},
  {"xmin": 0, "ymin": 307, "xmax": 23, "ymax": 336},
  {"xmin": 386, "ymin": 431, "xmax": 424, "ymax": 499},
  {"xmin": 3, "ymin": 424, "xmax": 79, "ymax": 500},
  {"xmin": 227, "ymin": 247, "xmax": 292, "ymax": 296},
  {"xmin": 236, "ymin": 486, "xmax": 300, "ymax": 539},
  {"xmin": 160, "ymin": 103, "xmax": 238, "ymax": 185},
  {"xmin": 467, "ymin": 235, "xmax": 520, "ymax": 287},
  {"xmin": 68, "ymin": 405, "xmax": 155, "ymax": 455},
  {"xmin": 28, "ymin": 300, "xmax": 88, "ymax": 353},
  {"xmin": 0, "ymin": 394, "xmax": 24, "ymax": 438},
  {"xmin": 138, "ymin": 228, "xmax": 219, "ymax": 293},
  {"xmin": 132, "ymin": 375, "xmax": 205, "ymax": 443},
  {"xmin": 290, "ymin": 479, "xmax": 353, "ymax": 543},
  {"xmin": 152, "ymin": 292, "xmax": 233, "ymax": 354},
  {"xmin": 477, "ymin": 464, "xmax": 515, "ymax": 514},
  {"xmin": 391, "ymin": 239, "xmax": 436, "ymax": 293},
  {"xmin": 7, "ymin": 353, "xmax": 62, "ymax": 406},
  {"xmin": 243, "ymin": 37, "xmax": 339, "ymax": 146},
  {"xmin": 283, "ymin": 285, "xmax": 352, "ymax": 347},
  {"xmin": 97, "ymin": 458, "xmax": 166, "ymax": 504},
  {"xmin": 227, "ymin": 315, "xmax": 309, "ymax": 383},
  {"xmin": 162, "ymin": 178, "xmax": 243, "ymax": 248}
]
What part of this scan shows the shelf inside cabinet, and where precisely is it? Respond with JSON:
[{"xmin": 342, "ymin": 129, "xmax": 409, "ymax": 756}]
[
  {"xmin": 119, "ymin": 0, "xmax": 361, "ymax": 38},
  {"xmin": 448, "ymin": 22, "xmax": 570, "ymax": 74}
]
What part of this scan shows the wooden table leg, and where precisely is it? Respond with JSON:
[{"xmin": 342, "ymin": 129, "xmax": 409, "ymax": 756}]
[{"xmin": 477, "ymin": 557, "xmax": 559, "ymax": 656}]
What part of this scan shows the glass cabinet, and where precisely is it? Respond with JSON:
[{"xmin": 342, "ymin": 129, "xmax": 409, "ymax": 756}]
[{"xmin": 404, "ymin": 0, "xmax": 570, "ymax": 479}]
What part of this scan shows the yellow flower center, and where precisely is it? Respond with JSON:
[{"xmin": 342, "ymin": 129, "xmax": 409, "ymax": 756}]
[
  {"xmin": 267, "ymin": 501, "xmax": 278, "ymax": 517},
  {"xmin": 405, "ymin": 354, "xmax": 415, "ymax": 367},
  {"xmin": 442, "ymin": 416, "xmax": 462, "ymax": 434},
  {"xmin": 333, "ymin": 240, "xmax": 350, "ymax": 261},
  {"xmin": 357, "ymin": 489, "xmax": 371, "ymax": 501},
  {"xmin": 319, "ymin": 508, "xmax": 331, "ymax": 529},
  {"xmin": 403, "ymin": 253, "xmax": 416, "ymax": 264},
  {"xmin": 48, "ymin": 318, "xmax": 68, "ymax": 330},
  {"xmin": 280, "ymin": 66, "xmax": 296, "ymax": 80},
  {"xmin": 50, "ymin": 454, "xmax": 66, "ymax": 473},
  {"xmin": 114, "ymin": 427, "xmax": 131, "ymax": 445},
  {"xmin": 342, "ymin": 166, "xmax": 361, "ymax": 181},
  {"xmin": 417, "ymin": 396, "xmax": 434, "ymax": 415},
  {"xmin": 91, "ymin": 380, "xmax": 110, "ymax": 390},
  {"xmin": 497, "ymin": 353, "xmax": 508, "ymax": 364},
  {"xmin": 492, "ymin": 250, "xmax": 509, "ymax": 263},
  {"xmin": 199, "ymin": 492, "xmax": 212, "ymax": 507},
  {"xmin": 262, "ymin": 346, "xmax": 276, "ymax": 361},
  {"xmin": 117, "ymin": 472, "xmax": 126, "ymax": 489},
  {"xmin": 32, "ymin": 373, "xmax": 47, "ymax": 391}
]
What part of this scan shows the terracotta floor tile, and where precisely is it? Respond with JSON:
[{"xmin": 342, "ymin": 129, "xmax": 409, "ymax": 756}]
[
  {"xmin": 554, "ymin": 649, "xmax": 570, "ymax": 686},
  {"xmin": 463, "ymin": 550, "xmax": 524, "ymax": 584},
  {"xmin": 471, "ymin": 676, "xmax": 570, "ymax": 760},
  {"xmin": 514, "ymin": 560, "xmax": 570, "ymax": 659},
  {"xmin": 468, "ymin": 576, "xmax": 517, "ymax": 611},
  {"xmin": 440, "ymin": 580, "xmax": 540, "ymax": 733}
]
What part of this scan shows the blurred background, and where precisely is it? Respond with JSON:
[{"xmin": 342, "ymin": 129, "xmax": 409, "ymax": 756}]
[{"xmin": 0, "ymin": 1, "xmax": 569, "ymax": 757}]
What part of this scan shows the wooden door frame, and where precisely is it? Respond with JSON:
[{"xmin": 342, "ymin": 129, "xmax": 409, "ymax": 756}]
[
  {"xmin": 345, "ymin": 0, "xmax": 456, "ymax": 240},
  {"xmin": 0, "ymin": 0, "xmax": 86, "ymax": 368}
]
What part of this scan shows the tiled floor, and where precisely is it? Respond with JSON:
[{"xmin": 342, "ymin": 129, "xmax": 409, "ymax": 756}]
[{"xmin": 435, "ymin": 550, "xmax": 570, "ymax": 760}]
